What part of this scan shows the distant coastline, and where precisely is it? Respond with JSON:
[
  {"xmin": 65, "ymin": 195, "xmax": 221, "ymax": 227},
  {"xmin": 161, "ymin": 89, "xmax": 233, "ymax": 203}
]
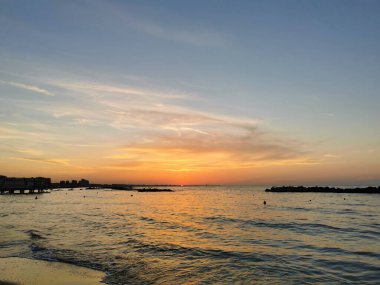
[{"xmin": 266, "ymin": 186, "xmax": 380, "ymax": 194}]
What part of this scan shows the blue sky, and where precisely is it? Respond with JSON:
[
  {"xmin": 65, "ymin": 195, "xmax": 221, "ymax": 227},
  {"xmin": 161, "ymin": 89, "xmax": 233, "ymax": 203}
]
[{"xmin": 0, "ymin": 0, "xmax": 379, "ymax": 184}]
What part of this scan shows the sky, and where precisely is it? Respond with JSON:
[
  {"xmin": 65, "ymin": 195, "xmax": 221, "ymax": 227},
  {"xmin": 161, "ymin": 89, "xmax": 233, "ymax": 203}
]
[{"xmin": 0, "ymin": 0, "xmax": 379, "ymax": 185}]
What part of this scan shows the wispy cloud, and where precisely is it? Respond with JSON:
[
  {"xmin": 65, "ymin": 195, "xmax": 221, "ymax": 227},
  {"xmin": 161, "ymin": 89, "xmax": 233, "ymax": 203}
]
[
  {"xmin": 106, "ymin": 122, "xmax": 309, "ymax": 172},
  {"xmin": 13, "ymin": 157, "xmax": 70, "ymax": 166},
  {"xmin": 0, "ymin": 71, "xmax": 313, "ymax": 177},
  {"xmin": 108, "ymin": 108, "xmax": 222, "ymax": 130},
  {"xmin": 0, "ymin": 80, "xmax": 54, "ymax": 96},
  {"xmin": 0, "ymin": 126, "xmax": 41, "ymax": 139},
  {"xmin": 17, "ymin": 148, "xmax": 43, "ymax": 156},
  {"xmin": 323, "ymin": 153, "xmax": 341, "ymax": 159},
  {"xmin": 52, "ymin": 80, "xmax": 190, "ymax": 100},
  {"xmin": 133, "ymin": 20, "xmax": 225, "ymax": 47},
  {"xmin": 97, "ymin": 1, "xmax": 225, "ymax": 48}
]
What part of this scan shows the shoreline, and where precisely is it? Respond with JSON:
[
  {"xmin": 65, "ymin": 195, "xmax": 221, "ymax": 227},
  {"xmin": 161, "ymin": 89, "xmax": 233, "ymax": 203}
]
[{"xmin": 0, "ymin": 257, "xmax": 105, "ymax": 285}]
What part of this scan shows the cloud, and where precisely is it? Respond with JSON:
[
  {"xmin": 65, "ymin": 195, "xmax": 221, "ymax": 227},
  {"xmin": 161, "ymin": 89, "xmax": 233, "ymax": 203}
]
[
  {"xmin": 17, "ymin": 148, "xmax": 43, "ymax": 156},
  {"xmin": 0, "ymin": 71, "xmax": 312, "ymax": 176},
  {"xmin": 0, "ymin": 126, "xmax": 40, "ymax": 139},
  {"xmin": 96, "ymin": 1, "xmax": 225, "ymax": 48},
  {"xmin": 0, "ymin": 80, "xmax": 54, "ymax": 96},
  {"xmin": 13, "ymin": 157, "xmax": 70, "ymax": 166},
  {"xmin": 106, "ymin": 121, "xmax": 309, "ymax": 172},
  {"xmin": 108, "ymin": 108, "xmax": 222, "ymax": 130},
  {"xmin": 52, "ymin": 79, "xmax": 191, "ymax": 100},
  {"xmin": 323, "ymin": 153, "xmax": 341, "ymax": 158},
  {"xmin": 71, "ymin": 118, "xmax": 102, "ymax": 126},
  {"xmin": 23, "ymin": 77, "xmax": 232, "ymax": 131},
  {"xmin": 133, "ymin": 19, "xmax": 225, "ymax": 47}
]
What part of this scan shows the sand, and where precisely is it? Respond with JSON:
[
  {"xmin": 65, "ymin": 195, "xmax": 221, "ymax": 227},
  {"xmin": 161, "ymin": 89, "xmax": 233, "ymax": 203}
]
[{"xmin": 0, "ymin": 257, "xmax": 105, "ymax": 285}]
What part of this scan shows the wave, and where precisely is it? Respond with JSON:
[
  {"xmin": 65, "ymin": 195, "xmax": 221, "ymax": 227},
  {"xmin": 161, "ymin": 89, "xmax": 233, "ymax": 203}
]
[
  {"xmin": 139, "ymin": 216, "xmax": 205, "ymax": 233},
  {"xmin": 26, "ymin": 241, "xmax": 164, "ymax": 285},
  {"xmin": 120, "ymin": 238, "xmax": 267, "ymax": 262},
  {"xmin": 25, "ymin": 230, "xmax": 46, "ymax": 240},
  {"xmin": 294, "ymin": 244, "xmax": 380, "ymax": 260},
  {"xmin": 204, "ymin": 215, "xmax": 380, "ymax": 238}
]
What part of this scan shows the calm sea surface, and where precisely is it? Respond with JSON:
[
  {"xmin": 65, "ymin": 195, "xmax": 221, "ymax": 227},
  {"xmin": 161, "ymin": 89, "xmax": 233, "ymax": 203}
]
[{"xmin": 1, "ymin": 186, "xmax": 379, "ymax": 284}]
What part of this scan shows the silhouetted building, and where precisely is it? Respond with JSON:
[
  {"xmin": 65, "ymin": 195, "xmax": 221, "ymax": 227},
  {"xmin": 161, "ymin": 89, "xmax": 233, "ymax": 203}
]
[
  {"xmin": 0, "ymin": 175, "xmax": 51, "ymax": 190},
  {"xmin": 57, "ymin": 179, "xmax": 90, "ymax": 188},
  {"xmin": 0, "ymin": 175, "xmax": 6, "ymax": 186},
  {"xmin": 78, "ymin": 179, "xmax": 90, "ymax": 187},
  {"xmin": 33, "ymin": 177, "xmax": 51, "ymax": 189}
]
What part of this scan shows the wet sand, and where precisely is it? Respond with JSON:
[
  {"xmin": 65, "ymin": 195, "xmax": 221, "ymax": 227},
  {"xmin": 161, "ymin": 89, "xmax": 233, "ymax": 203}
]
[{"xmin": 0, "ymin": 257, "xmax": 105, "ymax": 285}]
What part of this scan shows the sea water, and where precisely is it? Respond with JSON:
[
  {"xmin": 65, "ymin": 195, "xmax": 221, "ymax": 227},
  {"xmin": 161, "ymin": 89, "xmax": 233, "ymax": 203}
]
[{"xmin": 0, "ymin": 186, "xmax": 379, "ymax": 284}]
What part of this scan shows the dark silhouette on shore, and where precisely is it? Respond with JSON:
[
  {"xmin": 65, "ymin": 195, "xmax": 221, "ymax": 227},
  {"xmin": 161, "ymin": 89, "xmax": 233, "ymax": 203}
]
[
  {"xmin": 266, "ymin": 186, "xmax": 380, "ymax": 194},
  {"xmin": 136, "ymin": 188, "xmax": 174, "ymax": 192}
]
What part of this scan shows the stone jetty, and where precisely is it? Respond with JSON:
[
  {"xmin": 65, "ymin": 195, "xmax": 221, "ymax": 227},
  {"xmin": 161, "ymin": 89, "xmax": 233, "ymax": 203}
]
[{"xmin": 265, "ymin": 186, "xmax": 380, "ymax": 194}]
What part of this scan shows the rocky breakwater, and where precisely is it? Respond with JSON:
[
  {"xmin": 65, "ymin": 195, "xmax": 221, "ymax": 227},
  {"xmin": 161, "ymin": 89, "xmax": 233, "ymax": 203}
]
[{"xmin": 265, "ymin": 186, "xmax": 380, "ymax": 194}]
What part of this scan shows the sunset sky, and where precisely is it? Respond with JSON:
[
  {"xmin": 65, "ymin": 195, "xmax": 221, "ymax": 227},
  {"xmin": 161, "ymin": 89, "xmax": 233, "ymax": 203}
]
[{"xmin": 0, "ymin": 0, "xmax": 379, "ymax": 185}]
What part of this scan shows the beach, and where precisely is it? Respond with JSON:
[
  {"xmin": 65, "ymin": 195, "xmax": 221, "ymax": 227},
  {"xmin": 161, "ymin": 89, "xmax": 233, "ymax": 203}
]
[
  {"xmin": 0, "ymin": 257, "xmax": 104, "ymax": 285},
  {"xmin": 1, "ymin": 186, "xmax": 379, "ymax": 284}
]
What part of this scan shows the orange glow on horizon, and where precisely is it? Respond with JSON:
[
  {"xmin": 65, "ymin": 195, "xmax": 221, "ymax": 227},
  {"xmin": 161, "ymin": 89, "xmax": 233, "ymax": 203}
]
[{"xmin": 1, "ymin": 142, "xmax": 380, "ymax": 186}]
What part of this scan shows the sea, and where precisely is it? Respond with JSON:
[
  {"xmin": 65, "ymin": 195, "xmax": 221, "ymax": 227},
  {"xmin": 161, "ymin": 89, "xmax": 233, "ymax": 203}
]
[{"xmin": 1, "ymin": 186, "xmax": 379, "ymax": 284}]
